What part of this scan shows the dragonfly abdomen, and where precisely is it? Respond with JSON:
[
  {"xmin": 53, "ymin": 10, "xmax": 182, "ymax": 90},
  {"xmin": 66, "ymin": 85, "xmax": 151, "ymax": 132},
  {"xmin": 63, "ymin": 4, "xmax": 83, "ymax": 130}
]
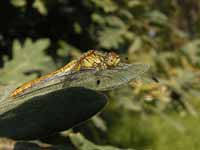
[{"xmin": 11, "ymin": 60, "xmax": 77, "ymax": 98}]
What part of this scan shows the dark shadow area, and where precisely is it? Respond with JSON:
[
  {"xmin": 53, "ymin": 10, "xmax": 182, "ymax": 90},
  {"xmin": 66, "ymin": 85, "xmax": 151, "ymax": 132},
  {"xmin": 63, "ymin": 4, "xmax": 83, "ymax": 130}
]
[
  {"xmin": 0, "ymin": 87, "xmax": 107, "ymax": 140},
  {"xmin": 14, "ymin": 140, "xmax": 76, "ymax": 150}
]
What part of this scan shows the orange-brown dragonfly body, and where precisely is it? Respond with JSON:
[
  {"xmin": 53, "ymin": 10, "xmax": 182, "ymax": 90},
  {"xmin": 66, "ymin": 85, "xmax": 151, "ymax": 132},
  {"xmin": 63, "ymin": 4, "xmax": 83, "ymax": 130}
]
[{"xmin": 11, "ymin": 50, "xmax": 120, "ymax": 97}]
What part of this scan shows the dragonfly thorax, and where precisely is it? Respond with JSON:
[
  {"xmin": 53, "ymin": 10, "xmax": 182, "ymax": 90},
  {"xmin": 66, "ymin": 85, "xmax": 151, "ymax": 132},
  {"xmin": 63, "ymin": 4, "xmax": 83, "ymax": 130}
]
[{"xmin": 76, "ymin": 50, "xmax": 120, "ymax": 71}]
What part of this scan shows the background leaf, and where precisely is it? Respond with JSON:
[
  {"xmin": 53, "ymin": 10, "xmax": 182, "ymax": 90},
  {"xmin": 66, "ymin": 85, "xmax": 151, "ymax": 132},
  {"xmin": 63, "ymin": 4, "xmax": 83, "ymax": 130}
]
[{"xmin": 0, "ymin": 38, "xmax": 52, "ymax": 85}]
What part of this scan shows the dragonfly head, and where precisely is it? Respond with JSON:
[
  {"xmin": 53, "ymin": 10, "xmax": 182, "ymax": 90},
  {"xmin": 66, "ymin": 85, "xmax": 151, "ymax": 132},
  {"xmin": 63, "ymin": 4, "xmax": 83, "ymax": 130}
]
[{"xmin": 106, "ymin": 52, "xmax": 120, "ymax": 67}]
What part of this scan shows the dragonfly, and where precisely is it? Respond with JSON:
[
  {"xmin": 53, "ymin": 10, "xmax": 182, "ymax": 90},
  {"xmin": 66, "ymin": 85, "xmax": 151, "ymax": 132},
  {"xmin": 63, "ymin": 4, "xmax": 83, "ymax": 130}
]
[
  {"xmin": 0, "ymin": 50, "xmax": 149, "ymax": 116},
  {"xmin": 10, "ymin": 50, "xmax": 121, "ymax": 98}
]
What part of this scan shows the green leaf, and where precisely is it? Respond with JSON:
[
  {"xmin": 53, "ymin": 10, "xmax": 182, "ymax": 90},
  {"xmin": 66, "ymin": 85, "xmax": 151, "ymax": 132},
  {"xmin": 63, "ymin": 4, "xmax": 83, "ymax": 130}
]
[
  {"xmin": 105, "ymin": 16, "xmax": 125, "ymax": 27},
  {"xmin": 146, "ymin": 10, "xmax": 168, "ymax": 25},
  {"xmin": 74, "ymin": 22, "xmax": 83, "ymax": 34},
  {"xmin": 10, "ymin": 0, "xmax": 26, "ymax": 7},
  {"xmin": 57, "ymin": 40, "xmax": 81, "ymax": 58},
  {"xmin": 33, "ymin": 0, "xmax": 48, "ymax": 15},
  {"xmin": 92, "ymin": 15, "xmax": 125, "ymax": 27},
  {"xmin": 181, "ymin": 39, "xmax": 200, "ymax": 64},
  {"xmin": 127, "ymin": 0, "xmax": 143, "ymax": 8},
  {"xmin": 128, "ymin": 37, "xmax": 142, "ymax": 53},
  {"xmin": 98, "ymin": 27, "xmax": 126, "ymax": 49},
  {"xmin": 0, "ymin": 38, "xmax": 52, "ymax": 85},
  {"xmin": 92, "ymin": 13, "xmax": 106, "ymax": 25},
  {"xmin": 92, "ymin": 116, "xmax": 107, "ymax": 131},
  {"xmin": 90, "ymin": 0, "xmax": 118, "ymax": 13}
]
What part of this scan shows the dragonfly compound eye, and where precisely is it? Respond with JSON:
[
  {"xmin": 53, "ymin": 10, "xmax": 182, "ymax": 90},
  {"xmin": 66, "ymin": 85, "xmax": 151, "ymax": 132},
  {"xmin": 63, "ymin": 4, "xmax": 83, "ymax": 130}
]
[{"xmin": 107, "ymin": 52, "xmax": 120, "ymax": 67}]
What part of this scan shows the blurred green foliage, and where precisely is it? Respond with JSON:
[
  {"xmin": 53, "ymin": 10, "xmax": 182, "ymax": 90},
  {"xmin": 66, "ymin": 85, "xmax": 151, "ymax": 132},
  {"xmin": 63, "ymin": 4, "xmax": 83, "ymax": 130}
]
[
  {"xmin": 0, "ymin": 38, "xmax": 53, "ymax": 85},
  {"xmin": 0, "ymin": 0, "xmax": 200, "ymax": 149}
]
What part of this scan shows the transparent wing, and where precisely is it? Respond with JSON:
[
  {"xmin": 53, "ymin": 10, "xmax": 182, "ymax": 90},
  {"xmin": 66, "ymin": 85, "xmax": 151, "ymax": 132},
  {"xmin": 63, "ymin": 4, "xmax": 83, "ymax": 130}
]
[
  {"xmin": 63, "ymin": 63, "xmax": 150, "ymax": 91},
  {"xmin": 0, "ymin": 63, "xmax": 149, "ymax": 115}
]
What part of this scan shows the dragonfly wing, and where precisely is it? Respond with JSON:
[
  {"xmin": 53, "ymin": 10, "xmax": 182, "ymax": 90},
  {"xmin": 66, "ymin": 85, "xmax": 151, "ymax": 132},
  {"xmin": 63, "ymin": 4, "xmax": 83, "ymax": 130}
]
[
  {"xmin": 63, "ymin": 63, "xmax": 150, "ymax": 91},
  {"xmin": 0, "ymin": 63, "xmax": 149, "ymax": 115}
]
